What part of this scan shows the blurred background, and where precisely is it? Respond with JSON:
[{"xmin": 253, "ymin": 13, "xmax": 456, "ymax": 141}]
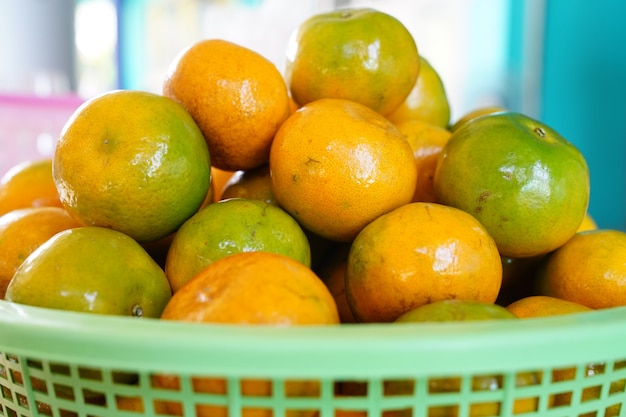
[{"xmin": 0, "ymin": 0, "xmax": 624, "ymax": 231}]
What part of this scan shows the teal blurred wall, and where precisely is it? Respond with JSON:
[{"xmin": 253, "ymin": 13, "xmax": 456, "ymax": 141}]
[{"xmin": 540, "ymin": 0, "xmax": 626, "ymax": 230}]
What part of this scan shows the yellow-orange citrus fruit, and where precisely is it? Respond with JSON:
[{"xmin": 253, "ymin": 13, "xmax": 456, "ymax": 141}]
[
  {"xmin": 577, "ymin": 212, "xmax": 598, "ymax": 232},
  {"xmin": 53, "ymin": 89, "xmax": 211, "ymax": 243},
  {"xmin": 386, "ymin": 56, "xmax": 451, "ymax": 128},
  {"xmin": 285, "ymin": 8, "xmax": 420, "ymax": 116},
  {"xmin": 537, "ymin": 229, "xmax": 626, "ymax": 309},
  {"xmin": 0, "ymin": 206, "xmax": 81, "ymax": 298},
  {"xmin": 162, "ymin": 251, "xmax": 338, "ymax": 325},
  {"xmin": 6, "ymin": 226, "xmax": 172, "ymax": 317},
  {"xmin": 270, "ymin": 98, "xmax": 417, "ymax": 242},
  {"xmin": 346, "ymin": 202, "xmax": 502, "ymax": 323},
  {"xmin": 394, "ymin": 119, "xmax": 451, "ymax": 203},
  {"xmin": 210, "ymin": 166, "xmax": 236, "ymax": 202},
  {"xmin": 506, "ymin": 295, "xmax": 592, "ymax": 318},
  {"xmin": 0, "ymin": 159, "xmax": 63, "ymax": 216},
  {"xmin": 450, "ymin": 105, "xmax": 506, "ymax": 132},
  {"xmin": 164, "ymin": 39, "xmax": 291, "ymax": 171}
]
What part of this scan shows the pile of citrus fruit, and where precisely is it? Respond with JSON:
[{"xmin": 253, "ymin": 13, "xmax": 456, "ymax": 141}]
[{"xmin": 1, "ymin": 6, "xmax": 624, "ymax": 331}]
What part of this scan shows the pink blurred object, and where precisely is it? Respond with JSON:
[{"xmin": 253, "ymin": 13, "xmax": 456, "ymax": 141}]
[{"xmin": 0, "ymin": 94, "xmax": 84, "ymax": 176}]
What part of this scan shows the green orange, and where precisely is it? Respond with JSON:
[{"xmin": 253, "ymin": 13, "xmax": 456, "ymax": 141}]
[
  {"xmin": 53, "ymin": 89, "xmax": 211, "ymax": 243},
  {"xmin": 6, "ymin": 226, "xmax": 171, "ymax": 317},
  {"xmin": 434, "ymin": 112, "xmax": 590, "ymax": 258},
  {"xmin": 165, "ymin": 198, "xmax": 311, "ymax": 292},
  {"xmin": 285, "ymin": 8, "xmax": 420, "ymax": 116}
]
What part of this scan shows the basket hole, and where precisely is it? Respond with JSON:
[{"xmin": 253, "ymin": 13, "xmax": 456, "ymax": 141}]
[
  {"xmin": 610, "ymin": 378, "xmax": 626, "ymax": 395},
  {"xmin": 517, "ymin": 370, "xmax": 542, "ymax": 386},
  {"xmin": 285, "ymin": 379, "xmax": 320, "ymax": 398},
  {"xmin": 83, "ymin": 388, "xmax": 106, "ymax": 406},
  {"xmin": 58, "ymin": 409, "xmax": 78, "ymax": 417},
  {"xmin": 549, "ymin": 391, "xmax": 572, "ymax": 408},
  {"xmin": 36, "ymin": 401, "xmax": 53, "ymax": 416},
  {"xmin": 384, "ymin": 379, "xmax": 413, "ymax": 396},
  {"xmin": 31, "ymin": 376, "xmax": 48, "ymax": 394},
  {"xmin": 552, "ymin": 366, "xmax": 576, "ymax": 382},
  {"xmin": 472, "ymin": 374, "xmax": 501, "ymax": 392},
  {"xmin": 336, "ymin": 380, "xmax": 367, "ymax": 397},
  {"xmin": 53, "ymin": 383, "xmax": 75, "ymax": 400},
  {"xmin": 153, "ymin": 399, "xmax": 182, "ymax": 415},
  {"xmin": 4, "ymin": 405, "xmax": 18, "ymax": 417},
  {"xmin": 112, "ymin": 371, "xmax": 139, "ymax": 385},
  {"xmin": 582, "ymin": 385, "xmax": 602, "ymax": 402},
  {"xmin": 241, "ymin": 378, "xmax": 271, "ymax": 397},
  {"xmin": 1, "ymin": 383, "xmax": 13, "ymax": 400},
  {"xmin": 513, "ymin": 397, "xmax": 539, "ymax": 414},
  {"xmin": 78, "ymin": 366, "xmax": 102, "ymax": 381},
  {"xmin": 334, "ymin": 409, "xmax": 367, "ymax": 417},
  {"xmin": 16, "ymin": 393, "xmax": 28, "ymax": 409},
  {"xmin": 586, "ymin": 362, "xmax": 607, "ymax": 377},
  {"xmin": 9, "ymin": 370, "xmax": 23, "ymax": 386},
  {"xmin": 50, "ymin": 363, "xmax": 71, "ymax": 376},
  {"xmin": 25, "ymin": 359, "xmax": 43, "ymax": 371},
  {"xmin": 0, "ymin": 364, "xmax": 7, "ymax": 380},
  {"xmin": 470, "ymin": 401, "xmax": 500, "ymax": 416},
  {"xmin": 429, "ymin": 376, "xmax": 461, "ymax": 393},
  {"xmin": 613, "ymin": 360, "xmax": 626, "ymax": 370},
  {"xmin": 430, "ymin": 405, "xmax": 457, "ymax": 416},
  {"xmin": 116, "ymin": 395, "xmax": 144, "ymax": 413}
]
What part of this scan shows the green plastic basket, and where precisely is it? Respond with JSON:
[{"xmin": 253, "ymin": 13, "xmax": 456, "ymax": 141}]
[{"xmin": 1, "ymin": 300, "xmax": 626, "ymax": 417}]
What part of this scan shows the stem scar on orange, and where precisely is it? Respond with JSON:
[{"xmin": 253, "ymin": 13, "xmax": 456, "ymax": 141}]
[
  {"xmin": 269, "ymin": 98, "xmax": 417, "ymax": 242},
  {"xmin": 53, "ymin": 89, "xmax": 211, "ymax": 243},
  {"xmin": 285, "ymin": 8, "xmax": 420, "ymax": 116}
]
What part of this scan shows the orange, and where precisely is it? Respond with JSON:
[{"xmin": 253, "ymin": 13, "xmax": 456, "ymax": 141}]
[
  {"xmin": 386, "ymin": 56, "xmax": 451, "ymax": 128},
  {"xmin": 577, "ymin": 212, "xmax": 598, "ymax": 232},
  {"xmin": 0, "ymin": 159, "xmax": 63, "ymax": 216},
  {"xmin": 162, "ymin": 251, "xmax": 338, "ymax": 324},
  {"xmin": 220, "ymin": 164, "xmax": 275, "ymax": 205},
  {"xmin": 285, "ymin": 8, "xmax": 420, "ymax": 116},
  {"xmin": 165, "ymin": 198, "xmax": 311, "ymax": 292},
  {"xmin": 0, "ymin": 206, "xmax": 81, "ymax": 298},
  {"xmin": 537, "ymin": 229, "xmax": 626, "ymax": 309},
  {"xmin": 449, "ymin": 105, "xmax": 506, "ymax": 132},
  {"xmin": 6, "ymin": 226, "xmax": 172, "ymax": 317},
  {"xmin": 394, "ymin": 119, "xmax": 452, "ymax": 203},
  {"xmin": 434, "ymin": 111, "xmax": 590, "ymax": 258},
  {"xmin": 164, "ymin": 39, "xmax": 291, "ymax": 171},
  {"xmin": 53, "ymin": 89, "xmax": 211, "ymax": 243},
  {"xmin": 270, "ymin": 98, "xmax": 417, "ymax": 242},
  {"xmin": 346, "ymin": 202, "xmax": 502, "ymax": 323},
  {"xmin": 210, "ymin": 166, "xmax": 236, "ymax": 202},
  {"xmin": 506, "ymin": 295, "xmax": 592, "ymax": 318}
]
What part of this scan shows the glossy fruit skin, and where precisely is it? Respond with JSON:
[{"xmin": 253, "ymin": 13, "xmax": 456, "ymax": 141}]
[
  {"xmin": 165, "ymin": 198, "xmax": 311, "ymax": 292},
  {"xmin": 285, "ymin": 8, "xmax": 419, "ymax": 116},
  {"xmin": 53, "ymin": 90, "xmax": 211, "ymax": 243},
  {"xmin": 0, "ymin": 159, "xmax": 63, "ymax": 216},
  {"xmin": 6, "ymin": 227, "xmax": 172, "ymax": 317},
  {"xmin": 270, "ymin": 98, "xmax": 417, "ymax": 242},
  {"xmin": 434, "ymin": 112, "xmax": 590, "ymax": 258}
]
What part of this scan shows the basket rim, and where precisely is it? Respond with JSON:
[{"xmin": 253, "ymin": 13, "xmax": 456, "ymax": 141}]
[{"xmin": 1, "ymin": 300, "xmax": 624, "ymax": 378}]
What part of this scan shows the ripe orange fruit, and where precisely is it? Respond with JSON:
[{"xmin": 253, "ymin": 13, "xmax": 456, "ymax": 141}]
[
  {"xmin": 394, "ymin": 119, "xmax": 452, "ymax": 203},
  {"xmin": 210, "ymin": 166, "xmax": 236, "ymax": 202},
  {"xmin": 577, "ymin": 212, "xmax": 598, "ymax": 232},
  {"xmin": 506, "ymin": 295, "xmax": 592, "ymax": 318},
  {"xmin": 285, "ymin": 8, "xmax": 420, "ymax": 116},
  {"xmin": 386, "ymin": 56, "xmax": 451, "ymax": 128},
  {"xmin": 0, "ymin": 206, "xmax": 81, "ymax": 298},
  {"xmin": 162, "ymin": 251, "xmax": 339, "ymax": 324},
  {"xmin": 450, "ymin": 105, "xmax": 506, "ymax": 132},
  {"xmin": 220, "ymin": 164, "xmax": 275, "ymax": 205},
  {"xmin": 165, "ymin": 198, "xmax": 311, "ymax": 292},
  {"xmin": 270, "ymin": 98, "xmax": 417, "ymax": 242},
  {"xmin": 53, "ymin": 89, "xmax": 211, "ymax": 243},
  {"xmin": 6, "ymin": 226, "xmax": 172, "ymax": 317},
  {"xmin": 164, "ymin": 39, "xmax": 291, "ymax": 171},
  {"xmin": 346, "ymin": 202, "xmax": 502, "ymax": 323},
  {"xmin": 434, "ymin": 112, "xmax": 590, "ymax": 258},
  {"xmin": 0, "ymin": 159, "xmax": 63, "ymax": 216},
  {"xmin": 537, "ymin": 229, "xmax": 626, "ymax": 309}
]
